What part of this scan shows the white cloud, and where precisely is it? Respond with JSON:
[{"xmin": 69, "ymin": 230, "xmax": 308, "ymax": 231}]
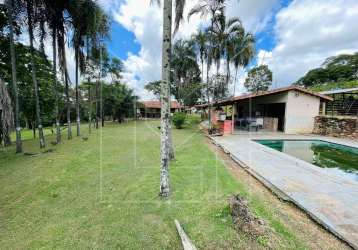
[
  {"xmin": 257, "ymin": 50, "xmax": 273, "ymax": 66},
  {"xmin": 226, "ymin": 0, "xmax": 280, "ymax": 33},
  {"xmin": 112, "ymin": 0, "xmax": 279, "ymax": 100},
  {"xmin": 266, "ymin": 0, "xmax": 358, "ymax": 86}
]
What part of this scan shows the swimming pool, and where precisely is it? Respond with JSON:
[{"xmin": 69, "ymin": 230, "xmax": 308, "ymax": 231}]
[{"xmin": 255, "ymin": 139, "xmax": 358, "ymax": 181}]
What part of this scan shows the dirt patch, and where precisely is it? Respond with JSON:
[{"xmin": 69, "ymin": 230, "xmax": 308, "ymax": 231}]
[
  {"xmin": 229, "ymin": 194, "xmax": 266, "ymax": 237},
  {"xmin": 205, "ymin": 137, "xmax": 352, "ymax": 250}
]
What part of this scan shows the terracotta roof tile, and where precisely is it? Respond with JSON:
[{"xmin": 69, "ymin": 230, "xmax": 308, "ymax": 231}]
[{"xmin": 141, "ymin": 101, "xmax": 182, "ymax": 109}]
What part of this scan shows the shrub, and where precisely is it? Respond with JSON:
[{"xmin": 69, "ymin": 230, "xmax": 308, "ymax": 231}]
[{"xmin": 172, "ymin": 112, "xmax": 186, "ymax": 129}]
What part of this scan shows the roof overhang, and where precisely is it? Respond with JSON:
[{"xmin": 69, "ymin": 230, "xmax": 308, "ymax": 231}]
[{"xmin": 195, "ymin": 86, "xmax": 333, "ymax": 109}]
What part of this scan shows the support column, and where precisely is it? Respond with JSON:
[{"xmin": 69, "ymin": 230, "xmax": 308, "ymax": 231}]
[
  {"xmin": 231, "ymin": 103, "xmax": 235, "ymax": 134},
  {"xmin": 322, "ymin": 101, "xmax": 326, "ymax": 116}
]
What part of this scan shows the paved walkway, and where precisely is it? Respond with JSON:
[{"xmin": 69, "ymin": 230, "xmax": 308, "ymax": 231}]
[{"xmin": 211, "ymin": 133, "xmax": 358, "ymax": 249}]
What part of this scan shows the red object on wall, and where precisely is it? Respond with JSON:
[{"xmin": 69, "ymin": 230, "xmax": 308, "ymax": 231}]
[{"xmin": 218, "ymin": 120, "xmax": 232, "ymax": 135}]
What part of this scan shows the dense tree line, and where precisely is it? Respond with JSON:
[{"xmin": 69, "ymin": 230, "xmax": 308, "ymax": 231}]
[
  {"xmin": 296, "ymin": 53, "xmax": 358, "ymax": 87},
  {"xmin": 0, "ymin": 1, "xmax": 136, "ymax": 151}
]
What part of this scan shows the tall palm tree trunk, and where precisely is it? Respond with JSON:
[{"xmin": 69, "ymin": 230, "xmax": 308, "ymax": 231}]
[
  {"xmin": 57, "ymin": 24, "xmax": 72, "ymax": 140},
  {"xmin": 233, "ymin": 67, "xmax": 238, "ymax": 96},
  {"xmin": 159, "ymin": 0, "xmax": 172, "ymax": 197},
  {"xmin": 52, "ymin": 30, "xmax": 61, "ymax": 144},
  {"xmin": 75, "ymin": 51, "xmax": 80, "ymax": 136},
  {"xmin": 226, "ymin": 58, "xmax": 230, "ymax": 86},
  {"xmin": 100, "ymin": 81, "xmax": 104, "ymax": 127},
  {"xmin": 99, "ymin": 46, "xmax": 104, "ymax": 127},
  {"xmin": 88, "ymin": 82, "xmax": 92, "ymax": 133},
  {"xmin": 168, "ymin": 80, "xmax": 174, "ymax": 160},
  {"xmin": 7, "ymin": 0, "xmax": 22, "ymax": 153},
  {"xmin": 27, "ymin": 1, "xmax": 45, "ymax": 148},
  {"xmin": 95, "ymin": 79, "xmax": 99, "ymax": 129},
  {"xmin": 65, "ymin": 69, "xmax": 72, "ymax": 139},
  {"xmin": 206, "ymin": 60, "xmax": 211, "ymax": 129},
  {"xmin": 201, "ymin": 59, "xmax": 204, "ymax": 102}
]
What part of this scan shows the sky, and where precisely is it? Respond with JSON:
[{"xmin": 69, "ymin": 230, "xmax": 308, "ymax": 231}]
[{"xmin": 13, "ymin": 0, "xmax": 358, "ymax": 100}]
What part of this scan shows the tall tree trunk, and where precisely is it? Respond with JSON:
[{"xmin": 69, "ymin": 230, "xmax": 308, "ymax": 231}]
[
  {"xmin": 207, "ymin": 61, "xmax": 211, "ymax": 129},
  {"xmin": 226, "ymin": 57, "xmax": 230, "ymax": 86},
  {"xmin": 32, "ymin": 120, "xmax": 36, "ymax": 139},
  {"xmin": 99, "ymin": 46, "xmax": 104, "ymax": 127},
  {"xmin": 233, "ymin": 67, "xmax": 238, "ymax": 97},
  {"xmin": 75, "ymin": 51, "xmax": 80, "ymax": 136},
  {"xmin": 52, "ymin": 29, "xmax": 61, "ymax": 144},
  {"xmin": 201, "ymin": 59, "xmax": 204, "ymax": 103},
  {"xmin": 7, "ymin": 0, "xmax": 22, "ymax": 153},
  {"xmin": 27, "ymin": 1, "xmax": 45, "ymax": 148},
  {"xmin": 86, "ymin": 37, "xmax": 92, "ymax": 133},
  {"xmin": 168, "ymin": 77, "xmax": 174, "ymax": 160},
  {"xmin": 159, "ymin": 0, "xmax": 172, "ymax": 197},
  {"xmin": 58, "ymin": 24, "xmax": 71, "ymax": 139},
  {"xmin": 100, "ymin": 80, "xmax": 104, "ymax": 127},
  {"xmin": 88, "ymin": 82, "xmax": 92, "ymax": 134},
  {"xmin": 95, "ymin": 79, "xmax": 99, "ymax": 129},
  {"xmin": 65, "ymin": 69, "xmax": 72, "ymax": 139}
]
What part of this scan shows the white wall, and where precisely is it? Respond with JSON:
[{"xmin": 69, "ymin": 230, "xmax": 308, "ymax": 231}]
[{"xmin": 285, "ymin": 90, "xmax": 321, "ymax": 134}]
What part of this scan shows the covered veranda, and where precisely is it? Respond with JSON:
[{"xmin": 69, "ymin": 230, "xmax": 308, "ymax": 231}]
[{"xmin": 196, "ymin": 86, "xmax": 332, "ymax": 134}]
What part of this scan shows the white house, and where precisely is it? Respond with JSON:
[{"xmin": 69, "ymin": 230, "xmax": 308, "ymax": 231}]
[{"xmin": 197, "ymin": 86, "xmax": 333, "ymax": 134}]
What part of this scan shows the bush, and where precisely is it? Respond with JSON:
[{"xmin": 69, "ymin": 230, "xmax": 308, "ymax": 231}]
[{"xmin": 172, "ymin": 112, "xmax": 186, "ymax": 129}]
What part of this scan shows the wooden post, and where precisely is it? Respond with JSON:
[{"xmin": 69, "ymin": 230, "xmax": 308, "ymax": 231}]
[
  {"xmin": 231, "ymin": 103, "xmax": 235, "ymax": 134},
  {"xmin": 174, "ymin": 220, "xmax": 197, "ymax": 250}
]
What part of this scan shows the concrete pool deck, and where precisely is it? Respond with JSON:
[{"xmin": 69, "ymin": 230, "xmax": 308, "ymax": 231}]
[{"xmin": 211, "ymin": 132, "xmax": 358, "ymax": 249}]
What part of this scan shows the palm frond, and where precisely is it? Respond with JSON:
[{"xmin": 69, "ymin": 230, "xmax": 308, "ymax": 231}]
[{"xmin": 173, "ymin": 0, "xmax": 186, "ymax": 34}]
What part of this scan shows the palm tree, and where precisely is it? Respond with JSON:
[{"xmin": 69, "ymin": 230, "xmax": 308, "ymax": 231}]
[
  {"xmin": 171, "ymin": 39, "xmax": 198, "ymax": 105},
  {"xmin": 43, "ymin": 0, "xmax": 62, "ymax": 144},
  {"xmin": 5, "ymin": 0, "xmax": 22, "ymax": 153},
  {"xmin": 51, "ymin": 28, "xmax": 61, "ymax": 143},
  {"xmin": 232, "ymin": 31, "xmax": 255, "ymax": 96},
  {"xmin": 69, "ymin": 0, "xmax": 107, "ymax": 136},
  {"xmin": 209, "ymin": 14, "xmax": 245, "ymax": 97},
  {"xmin": 189, "ymin": 0, "xmax": 225, "ymax": 128},
  {"xmin": 192, "ymin": 31, "xmax": 206, "ymax": 87},
  {"xmin": 40, "ymin": 0, "xmax": 71, "ymax": 140},
  {"xmin": 26, "ymin": 0, "xmax": 46, "ymax": 148},
  {"xmin": 58, "ymin": 19, "xmax": 72, "ymax": 140},
  {"xmin": 152, "ymin": 0, "xmax": 188, "ymax": 197}
]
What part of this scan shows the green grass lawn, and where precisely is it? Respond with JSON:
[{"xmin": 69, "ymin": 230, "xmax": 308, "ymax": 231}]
[
  {"xmin": 10, "ymin": 127, "xmax": 55, "ymax": 141},
  {"xmin": 0, "ymin": 119, "xmax": 307, "ymax": 249}
]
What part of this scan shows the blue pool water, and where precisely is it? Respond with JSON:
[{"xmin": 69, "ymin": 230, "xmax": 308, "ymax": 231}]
[{"xmin": 255, "ymin": 140, "xmax": 358, "ymax": 181}]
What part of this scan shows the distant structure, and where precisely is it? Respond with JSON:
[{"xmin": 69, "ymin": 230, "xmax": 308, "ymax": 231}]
[
  {"xmin": 319, "ymin": 87, "xmax": 358, "ymax": 116},
  {"xmin": 196, "ymin": 86, "xmax": 332, "ymax": 134},
  {"xmin": 138, "ymin": 101, "xmax": 182, "ymax": 118}
]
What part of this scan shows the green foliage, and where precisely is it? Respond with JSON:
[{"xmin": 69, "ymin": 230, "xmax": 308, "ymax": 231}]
[
  {"xmin": 171, "ymin": 39, "xmax": 202, "ymax": 106},
  {"xmin": 0, "ymin": 3, "xmax": 21, "ymax": 37},
  {"xmin": 186, "ymin": 114, "xmax": 201, "ymax": 126},
  {"xmin": 309, "ymin": 80, "xmax": 358, "ymax": 92},
  {"xmin": 244, "ymin": 65, "xmax": 272, "ymax": 93},
  {"xmin": 210, "ymin": 74, "xmax": 229, "ymax": 101},
  {"xmin": 144, "ymin": 80, "xmax": 161, "ymax": 99},
  {"xmin": 0, "ymin": 37, "xmax": 60, "ymax": 127},
  {"xmin": 297, "ymin": 53, "xmax": 358, "ymax": 87},
  {"xmin": 172, "ymin": 112, "xmax": 186, "ymax": 129},
  {"xmin": 102, "ymin": 82, "xmax": 138, "ymax": 120}
]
